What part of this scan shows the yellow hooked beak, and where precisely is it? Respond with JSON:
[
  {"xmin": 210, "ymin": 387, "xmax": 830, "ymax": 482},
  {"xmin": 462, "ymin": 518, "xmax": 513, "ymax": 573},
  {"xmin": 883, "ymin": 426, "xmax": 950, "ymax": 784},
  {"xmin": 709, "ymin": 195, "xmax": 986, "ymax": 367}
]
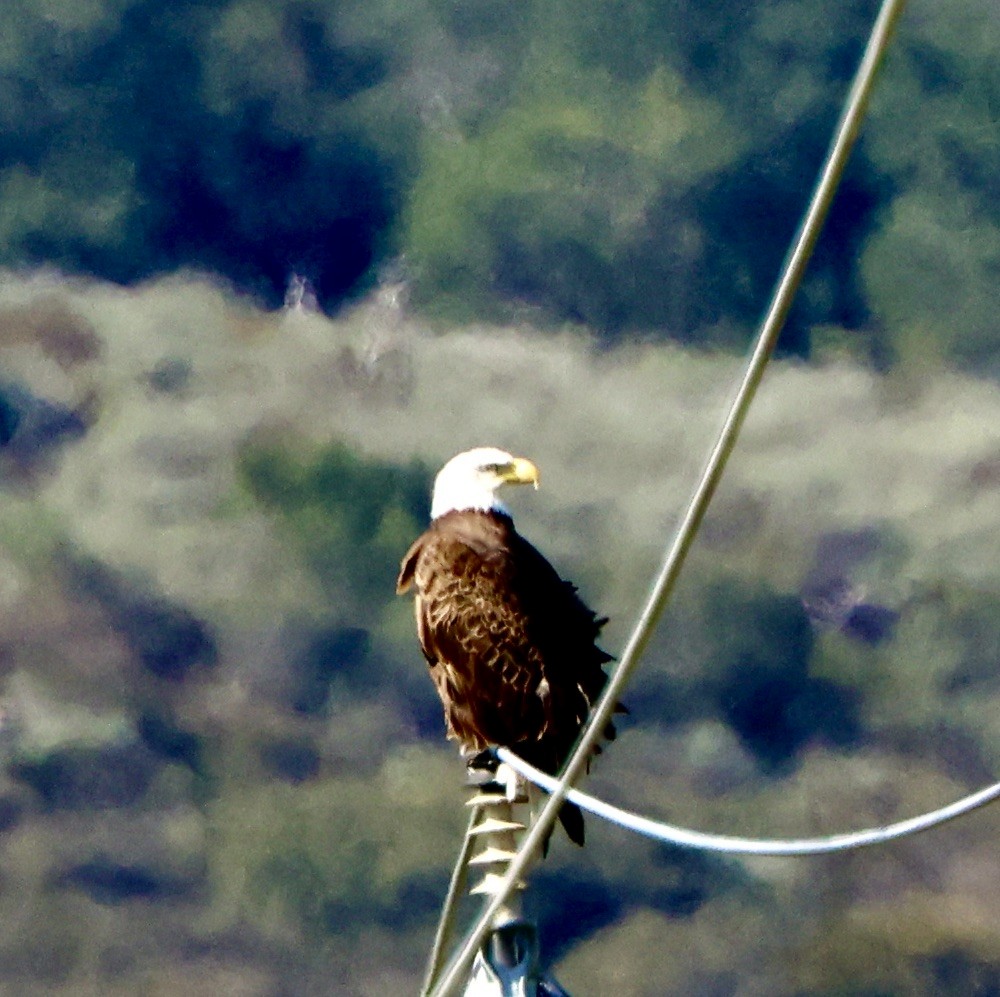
[{"xmin": 499, "ymin": 456, "xmax": 540, "ymax": 490}]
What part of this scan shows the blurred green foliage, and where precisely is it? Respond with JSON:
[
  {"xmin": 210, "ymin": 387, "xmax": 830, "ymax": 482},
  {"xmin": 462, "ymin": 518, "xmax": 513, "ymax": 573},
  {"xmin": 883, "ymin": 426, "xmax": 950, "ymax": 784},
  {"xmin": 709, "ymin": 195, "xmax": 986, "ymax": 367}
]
[
  {"xmin": 0, "ymin": 0, "xmax": 997, "ymax": 369},
  {"xmin": 239, "ymin": 439, "xmax": 429, "ymax": 605}
]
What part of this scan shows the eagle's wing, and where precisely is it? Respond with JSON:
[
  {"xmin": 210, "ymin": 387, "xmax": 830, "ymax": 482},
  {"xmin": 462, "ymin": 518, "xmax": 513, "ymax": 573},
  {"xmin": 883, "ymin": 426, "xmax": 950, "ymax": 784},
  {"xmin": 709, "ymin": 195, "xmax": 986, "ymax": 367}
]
[{"xmin": 504, "ymin": 532, "xmax": 615, "ymax": 756}]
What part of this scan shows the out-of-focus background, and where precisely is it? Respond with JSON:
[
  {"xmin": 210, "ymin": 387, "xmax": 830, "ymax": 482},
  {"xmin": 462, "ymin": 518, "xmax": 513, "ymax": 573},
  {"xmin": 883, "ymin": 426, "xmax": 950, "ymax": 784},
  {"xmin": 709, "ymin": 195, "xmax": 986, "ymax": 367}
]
[{"xmin": 1, "ymin": 0, "xmax": 999, "ymax": 993}]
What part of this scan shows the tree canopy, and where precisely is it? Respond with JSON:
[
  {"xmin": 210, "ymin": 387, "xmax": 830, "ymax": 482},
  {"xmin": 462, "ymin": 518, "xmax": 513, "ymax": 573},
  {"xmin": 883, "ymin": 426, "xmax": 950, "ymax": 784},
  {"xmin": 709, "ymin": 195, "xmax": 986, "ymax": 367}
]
[{"xmin": 0, "ymin": 0, "xmax": 997, "ymax": 369}]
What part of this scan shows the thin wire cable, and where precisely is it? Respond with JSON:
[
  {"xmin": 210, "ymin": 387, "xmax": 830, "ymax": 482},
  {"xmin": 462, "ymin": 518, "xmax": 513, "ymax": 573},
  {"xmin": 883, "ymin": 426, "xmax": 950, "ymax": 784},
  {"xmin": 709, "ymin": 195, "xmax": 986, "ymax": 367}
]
[
  {"xmin": 420, "ymin": 804, "xmax": 483, "ymax": 996},
  {"xmin": 428, "ymin": 2, "xmax": 910, "ymax": 992},
  {"xmin": 498, "ymin": 748, "xmax": 1000, "ymax": 856}
]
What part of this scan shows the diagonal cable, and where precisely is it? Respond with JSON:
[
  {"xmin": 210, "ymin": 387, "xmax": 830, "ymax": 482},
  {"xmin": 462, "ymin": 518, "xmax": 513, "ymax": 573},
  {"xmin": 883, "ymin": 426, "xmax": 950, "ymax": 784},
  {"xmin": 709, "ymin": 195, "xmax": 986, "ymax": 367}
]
[
  {"xmin": 427, "ymin": 0, "xmax": 910, "ymax": 992},
  {"xmin": 420, "ymin": 804, "xmax": 483, "ymax": 996}
]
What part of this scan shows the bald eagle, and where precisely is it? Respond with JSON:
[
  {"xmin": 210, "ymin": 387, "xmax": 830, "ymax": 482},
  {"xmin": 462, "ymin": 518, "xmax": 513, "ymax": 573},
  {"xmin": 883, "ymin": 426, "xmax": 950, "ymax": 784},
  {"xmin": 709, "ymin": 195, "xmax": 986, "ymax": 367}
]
[{"xmin": 397, "ymin": 447, "xmax": 615, "ymax": 845}]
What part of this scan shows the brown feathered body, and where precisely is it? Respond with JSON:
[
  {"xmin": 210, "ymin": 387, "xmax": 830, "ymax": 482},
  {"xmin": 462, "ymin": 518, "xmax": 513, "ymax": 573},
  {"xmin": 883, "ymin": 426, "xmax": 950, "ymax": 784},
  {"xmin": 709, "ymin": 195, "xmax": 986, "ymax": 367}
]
[{"xmin": 397, "ymin": 508, "xmax": 614, "ymax": 844}]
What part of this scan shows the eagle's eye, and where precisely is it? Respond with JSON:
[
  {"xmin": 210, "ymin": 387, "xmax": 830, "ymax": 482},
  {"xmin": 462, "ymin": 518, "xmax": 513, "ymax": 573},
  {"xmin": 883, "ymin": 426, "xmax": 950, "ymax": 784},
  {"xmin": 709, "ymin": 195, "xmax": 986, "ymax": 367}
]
[{"xmin": 480, "ymin": 462, "xmax": 506, "ymax": 474}]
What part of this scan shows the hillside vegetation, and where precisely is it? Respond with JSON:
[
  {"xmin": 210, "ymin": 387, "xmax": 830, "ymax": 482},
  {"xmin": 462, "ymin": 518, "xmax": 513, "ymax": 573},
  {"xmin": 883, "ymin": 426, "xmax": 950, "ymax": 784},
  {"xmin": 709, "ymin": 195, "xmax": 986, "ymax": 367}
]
[
  {"xmin": 0, "ymin": 274, "xmax": 999, "ymax": 992},
  {"xmin": 0, "ymin": 0, "xmax": 997, "ymax": 369}
]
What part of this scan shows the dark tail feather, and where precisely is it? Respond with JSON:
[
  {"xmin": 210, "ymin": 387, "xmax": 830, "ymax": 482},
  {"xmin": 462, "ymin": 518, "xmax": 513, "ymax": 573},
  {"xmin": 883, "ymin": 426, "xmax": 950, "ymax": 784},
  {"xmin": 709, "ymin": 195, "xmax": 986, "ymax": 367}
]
[{"xmin": 558, "ymin": 800, "xmax": 585, "ymax": 846}]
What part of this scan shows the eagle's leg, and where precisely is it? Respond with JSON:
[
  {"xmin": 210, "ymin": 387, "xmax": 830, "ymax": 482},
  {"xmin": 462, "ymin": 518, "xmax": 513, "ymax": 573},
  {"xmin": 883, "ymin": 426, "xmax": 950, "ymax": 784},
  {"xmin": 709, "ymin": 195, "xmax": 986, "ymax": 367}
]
[{"xmin": 463, "ymin": 754, "xmax": 571, "ymax": 996}]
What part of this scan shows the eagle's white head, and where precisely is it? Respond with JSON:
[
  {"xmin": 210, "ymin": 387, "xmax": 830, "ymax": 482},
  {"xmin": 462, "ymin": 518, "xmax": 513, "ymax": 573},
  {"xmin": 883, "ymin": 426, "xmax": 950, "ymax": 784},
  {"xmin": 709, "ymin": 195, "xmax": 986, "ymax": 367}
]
[{"xmin": 430, "ymin": 447, "xmax": 540, "ymax": 519}]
